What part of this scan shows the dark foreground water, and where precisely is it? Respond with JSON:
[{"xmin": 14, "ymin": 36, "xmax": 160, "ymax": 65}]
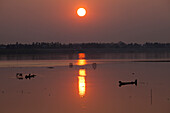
[{"xmin": 0, "ymin": 55, "xmax": 170, "ymax": 113}]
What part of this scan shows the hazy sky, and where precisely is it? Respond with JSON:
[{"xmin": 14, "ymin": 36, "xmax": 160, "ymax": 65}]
[{"xmin": 0, "ymin": 0, "xmax": 170, "ymax": 44}]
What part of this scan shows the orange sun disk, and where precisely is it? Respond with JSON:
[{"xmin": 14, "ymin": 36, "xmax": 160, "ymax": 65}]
[{"xmin": 77, "ymin": 8, "xmax": 86, "ymax": 17}]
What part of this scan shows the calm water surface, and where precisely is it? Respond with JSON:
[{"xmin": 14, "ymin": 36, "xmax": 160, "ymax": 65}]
[{"xmin": 0, "ymin": 55, "xmax": 170, "ymax": 113}]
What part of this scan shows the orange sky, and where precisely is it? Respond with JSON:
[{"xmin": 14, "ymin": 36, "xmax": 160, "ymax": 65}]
[{"xmin": 0, "ymin": 0, "xmax": 170, "ymax": 43}]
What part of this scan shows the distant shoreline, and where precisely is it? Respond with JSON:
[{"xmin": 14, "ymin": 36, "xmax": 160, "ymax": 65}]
[
  {"xmin": 1, "ymin": 42, "xmax": 170, "ymax": 54},
  {"xmin": 1, "ymin": 42, "xmax": 170, "ymax": 60}
]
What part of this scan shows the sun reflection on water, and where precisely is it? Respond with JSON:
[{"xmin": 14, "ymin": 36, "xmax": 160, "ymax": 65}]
[
  {"xmin": 78, "ymin": 53, "xmax": 85, "ymax": 59},
  {"xmin": 78, "ymin": 75, "xmax": 86, "ymax": 97},
  {"xmin": 77, "ymin": 59, "xmax": 87, "ymax": 66},
  {"xmin": 77, "ymin": 53, "xmax": 86, "ymax": 66},
  {"xmin": 77, "ymin": 53, "xmax": 87, "ymax": 97},
  {"xmin": 79, "ymin": 69, "xmax": 86, "ymax": 76},
  {"xmin": 78, "ymin": 68, "xmax": 86, "ymax": 97}
]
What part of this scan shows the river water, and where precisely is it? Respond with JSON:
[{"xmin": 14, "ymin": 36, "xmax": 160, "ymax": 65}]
[{"xmin": 0, "ymin": 53, "xmax": 170, "ymax": 113}]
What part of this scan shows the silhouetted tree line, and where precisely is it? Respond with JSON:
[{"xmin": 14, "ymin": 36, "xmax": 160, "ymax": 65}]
[{"xmin": 1, "ymin": 41, "xmax": 170, "ymax": 49}]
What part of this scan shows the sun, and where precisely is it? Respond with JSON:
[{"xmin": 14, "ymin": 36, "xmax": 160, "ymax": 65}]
[{"xmin": 77, "ymin": 8, "xmax": 86, "ymax": 17}]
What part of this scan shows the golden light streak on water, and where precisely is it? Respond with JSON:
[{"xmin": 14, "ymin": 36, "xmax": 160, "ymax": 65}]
[
  {"xmin": 79, "ymin": 69, "xmax": 86, "ymax": 76},
  {"xmin": 77, "ymin": 59, "xmax": 87, "ymax": 66},
  {"xmin": 78, "ymin": 53, "xmax": 85, "ymax": 59},
  {"xmin": 78, "ymin": 76, "xmax": 86, "ymax": 97}
]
